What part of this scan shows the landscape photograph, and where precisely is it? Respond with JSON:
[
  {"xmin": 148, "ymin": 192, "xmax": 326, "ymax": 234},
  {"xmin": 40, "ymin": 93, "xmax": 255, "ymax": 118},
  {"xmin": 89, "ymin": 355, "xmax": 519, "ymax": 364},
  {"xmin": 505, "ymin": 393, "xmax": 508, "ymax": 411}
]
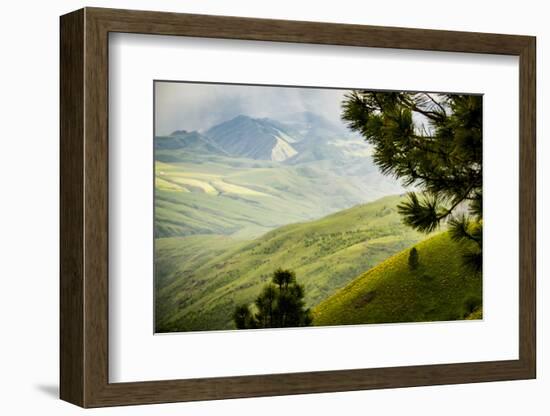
[{"xmin": 153, "ymin": 81, "xmax": 483, "ymax": 333}]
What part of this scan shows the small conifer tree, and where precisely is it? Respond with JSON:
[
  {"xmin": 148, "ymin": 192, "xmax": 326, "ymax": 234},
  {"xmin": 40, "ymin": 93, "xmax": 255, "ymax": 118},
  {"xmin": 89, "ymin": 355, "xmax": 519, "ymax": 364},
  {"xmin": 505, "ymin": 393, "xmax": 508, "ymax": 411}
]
[
  {"xmin": 408, "ymin": 247, "xmax": 419, "ymax": 270},
  {"xmin": 233, "ymin": 269, "xmax": 312, "ymax": 329}
]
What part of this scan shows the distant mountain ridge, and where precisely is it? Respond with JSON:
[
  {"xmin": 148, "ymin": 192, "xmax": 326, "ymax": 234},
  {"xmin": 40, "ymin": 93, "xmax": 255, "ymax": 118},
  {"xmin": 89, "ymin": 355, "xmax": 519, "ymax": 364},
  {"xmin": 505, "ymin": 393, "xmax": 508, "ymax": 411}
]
[
  {"xmin": 154, "ymin": 111, "xmax": 403, "ymax": 239},
  {"xmin": 156, "ymin": 112, "xmax": 358, "ymax": 163},
  {"xmin": 155, "ymin": 130, "xmax": 229, "ymax": 156},
  {"xmin": 205, "ymin": 115, "xmax": 298, "ymax": 162}
]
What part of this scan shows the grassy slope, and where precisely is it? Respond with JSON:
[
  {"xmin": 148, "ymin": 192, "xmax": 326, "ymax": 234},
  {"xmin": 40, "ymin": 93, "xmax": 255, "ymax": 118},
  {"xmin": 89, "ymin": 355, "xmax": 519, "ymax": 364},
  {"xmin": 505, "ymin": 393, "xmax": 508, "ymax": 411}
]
[
  {"xmin": 154, "ymin": 149, "xmax": 402, "ymax": 239},
  {"xmin": 313, "ymin": 232, "xmax": 482, "ymax": 326},
  {"xmin": 155, "ymin": 195, "xmax": 425, "ymax": 332}
]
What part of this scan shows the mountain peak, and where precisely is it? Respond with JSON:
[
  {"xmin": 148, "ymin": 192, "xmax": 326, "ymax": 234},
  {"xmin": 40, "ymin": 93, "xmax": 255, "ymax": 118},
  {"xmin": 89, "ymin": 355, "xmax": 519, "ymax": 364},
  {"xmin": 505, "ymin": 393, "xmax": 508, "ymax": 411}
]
[
  {"xmin": 233, "ymin": 114, "xmax": 252, "ymax": 121},
  {"xmin": 205, "ymin": 116, "xmax": 298, "ymax": 162},
  {"xmin": 170, "ymin": 129, "xmax": 189, "ymax": 136},
  {"xmin": 226, "ymin": 114, "xmax": 259, "ymax": 125}
]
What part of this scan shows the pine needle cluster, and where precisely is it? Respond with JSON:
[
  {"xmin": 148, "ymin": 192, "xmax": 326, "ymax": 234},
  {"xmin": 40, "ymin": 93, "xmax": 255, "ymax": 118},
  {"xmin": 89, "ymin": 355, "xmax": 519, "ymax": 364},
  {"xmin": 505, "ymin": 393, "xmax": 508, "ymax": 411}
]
[{"xmin": 342, "ymin": 91, "xmax": 482, "ymax": 272}]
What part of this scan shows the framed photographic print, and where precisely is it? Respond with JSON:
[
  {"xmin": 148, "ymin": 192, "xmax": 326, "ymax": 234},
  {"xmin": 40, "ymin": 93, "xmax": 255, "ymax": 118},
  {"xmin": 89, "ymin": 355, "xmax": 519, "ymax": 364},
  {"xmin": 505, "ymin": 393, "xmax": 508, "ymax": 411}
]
[{"xmin": 60, "ymin": 7, "xmax": 536, "ymax": 408}]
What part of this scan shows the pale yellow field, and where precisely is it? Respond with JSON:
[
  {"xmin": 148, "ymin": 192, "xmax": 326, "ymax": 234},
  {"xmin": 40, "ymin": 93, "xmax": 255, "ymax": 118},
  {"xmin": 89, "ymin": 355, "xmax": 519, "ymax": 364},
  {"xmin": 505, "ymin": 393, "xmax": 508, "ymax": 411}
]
[
  {"xmin": 211, "ymin": 180, "xmax": 267, "ymax": 196},
  {"xmin": 155, "ymin": 177, "xmax": 189, "ymax": 192},
  {"xmin": 156, "ymin": 161, "xmax": 269, "ymax": 197}
]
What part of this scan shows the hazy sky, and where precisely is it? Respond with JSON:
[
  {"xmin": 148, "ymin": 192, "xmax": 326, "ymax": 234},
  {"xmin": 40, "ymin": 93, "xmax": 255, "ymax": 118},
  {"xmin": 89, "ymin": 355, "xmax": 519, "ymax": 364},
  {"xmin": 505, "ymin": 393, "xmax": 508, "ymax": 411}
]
[{"xmin": 154, "ymin": 81, "xmax": 350, "ymax": 136}]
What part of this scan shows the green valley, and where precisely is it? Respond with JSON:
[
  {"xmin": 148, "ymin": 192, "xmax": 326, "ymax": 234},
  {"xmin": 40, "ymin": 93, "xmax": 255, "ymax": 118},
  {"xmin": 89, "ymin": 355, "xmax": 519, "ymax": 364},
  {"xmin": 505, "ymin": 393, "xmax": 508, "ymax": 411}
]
[
  {"xmin": 152, "ymin": 99, "xmax": 483, "ymax": 333},
  {"xmin": 155, "ymin": 195, "xmax": 425, "ymax": 332},
  {"xmin": 154, "ymin": 147, "xmax": 403, "ymax": 239}
]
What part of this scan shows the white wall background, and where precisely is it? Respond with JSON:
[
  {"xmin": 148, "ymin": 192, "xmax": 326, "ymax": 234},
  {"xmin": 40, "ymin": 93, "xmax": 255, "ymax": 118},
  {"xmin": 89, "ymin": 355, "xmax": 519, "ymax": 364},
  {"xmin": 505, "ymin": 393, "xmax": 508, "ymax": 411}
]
[{"xmin": 0, "ymin": 0, "xmax": 546, "ymax": 414}]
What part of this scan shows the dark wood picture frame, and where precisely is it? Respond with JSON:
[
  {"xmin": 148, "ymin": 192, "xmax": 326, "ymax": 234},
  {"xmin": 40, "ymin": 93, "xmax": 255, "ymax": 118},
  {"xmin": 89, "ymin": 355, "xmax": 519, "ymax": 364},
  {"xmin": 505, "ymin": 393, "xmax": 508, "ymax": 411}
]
[{"xmin": 60, "ymin": 7, "xmax": 536, "ymax": 408}]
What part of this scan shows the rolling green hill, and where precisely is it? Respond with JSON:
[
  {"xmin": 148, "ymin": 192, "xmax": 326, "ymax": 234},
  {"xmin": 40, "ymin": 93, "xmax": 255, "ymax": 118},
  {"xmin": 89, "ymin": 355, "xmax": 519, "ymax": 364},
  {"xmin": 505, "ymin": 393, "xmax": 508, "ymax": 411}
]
[
  {"xmin": 155, "ymin": 195, "xmax": 425, "ymax": 332},
  {"xmin": 313, "ymin": 232, "xmax": 482, "ymax": 326},
  {"xmin": 154, "ymin": 142, "xmax": 403, "ymax": 239}
]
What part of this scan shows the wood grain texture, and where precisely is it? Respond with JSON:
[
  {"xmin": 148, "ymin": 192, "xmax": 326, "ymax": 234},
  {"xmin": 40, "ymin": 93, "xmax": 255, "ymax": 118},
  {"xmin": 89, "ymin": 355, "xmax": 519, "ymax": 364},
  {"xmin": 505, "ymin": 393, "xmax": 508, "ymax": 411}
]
[
  {"xmin": 88, "ymin": 7, "xmax": 532, "ymax": 54},
  {"xmin": 83, "ymin": 10, "xmax": 110, "ymax": 406},
  {"xmin": 518, "ymin": 38, "xmax": 537, "ymax": 376},
  {"xmin": 59, "ymin": 7, "xmax": 537, "ymax": 408},
  {"xmin": 59, "ymin": 8, "xmax": 84, "ymax": 407}
]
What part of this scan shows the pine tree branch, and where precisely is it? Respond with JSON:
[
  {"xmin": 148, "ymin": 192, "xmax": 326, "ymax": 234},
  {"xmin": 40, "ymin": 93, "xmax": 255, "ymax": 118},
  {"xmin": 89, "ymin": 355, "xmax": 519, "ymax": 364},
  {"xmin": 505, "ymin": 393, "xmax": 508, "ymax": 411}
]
[
  {"xmin": 399, "ymin": 95, "xmax": 446, "ymax": 122},
  {"xmin": 422, "ymin": 93, "xmax": 447, "ymax": 116},
  {"xmin": 435, "ymin": 183, "xmax": 477, "ymax": 222}
]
